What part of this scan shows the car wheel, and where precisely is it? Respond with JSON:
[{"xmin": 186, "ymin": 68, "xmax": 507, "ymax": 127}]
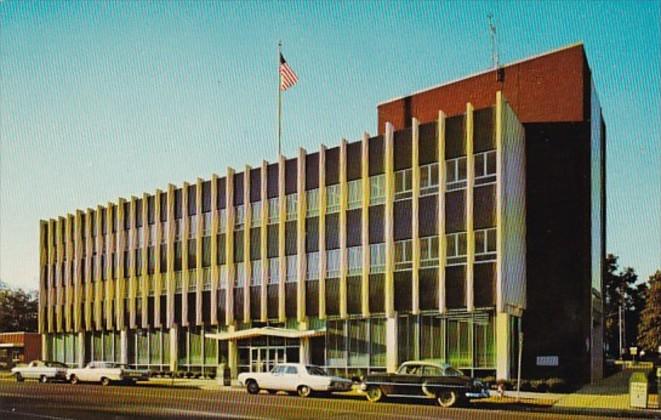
[
  {"xmin": 436, "ymin": 390, "xmax": 458, "ymax": 408},
  {"xmin": 15, "ymin": 373, "xmax": 24, "ymax": 383},
  {"xmin": 101, "ymin": 377, "xmax": 111, "ymax": 386},
  {"xmin": 297, "ymin": 385, "xmax": 311, "ymax": 398},
  {"xmin": 69, "ymin": 375, "xmax": 79, "ymax": 385},
  {"xmin": 40, "ymin": 375, "xmax": 48, "ymax": 384},
  {"xmin": 365, "ymin": 386, "xmax": 383, "ymax": 403},
  {"xmin": 246, "ymin": 379, "xmax": 260, "ymax": 395}
]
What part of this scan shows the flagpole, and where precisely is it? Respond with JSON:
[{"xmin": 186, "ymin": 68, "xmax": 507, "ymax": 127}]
[{"xmin": 278, "ymin": 41, "xmax": 282, "ymax": 157}]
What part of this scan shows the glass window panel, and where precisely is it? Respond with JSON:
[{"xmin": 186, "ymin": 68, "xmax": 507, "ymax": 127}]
[
  {"xmin": 487, "ymin": 228, "xmax": 497, "ymax": 252},
  {"xmin": 486, "ymin": 151, "xmax": 497, "ymax": 175},
  {"xmin": 474, "ymin": 153, "xmax": 485, "ymax": 178},
  {"xmin": 306, "ymin": 189, "xmax": 319, "ymax": 217},
  {"xmin": 457, "ymin": 157, "xmax": 467, "ymax": 181},
  {"xmin": 268, "ymin": 258, "xmax": 279, "ymax": 284},
  {"xmin": 475, "ymin": 230, "xmax": 485, "ymax": 254},
  {"xmin": 458, "ymin": 233, "xmax": 467, "ymax": 256}
]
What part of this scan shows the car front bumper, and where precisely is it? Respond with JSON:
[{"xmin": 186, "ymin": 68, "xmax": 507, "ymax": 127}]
[
  {"xmin": 464, "ymin": 388, "xmax": 490, "ymax": 399},
  {"xmin": 328, "ymin": 382, "xmax": 353, "ymax": 392}
]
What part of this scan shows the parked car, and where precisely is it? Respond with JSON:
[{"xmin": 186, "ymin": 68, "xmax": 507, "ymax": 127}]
[
  {"xmin": 360, "ymin": 361, "xmax": 490, "ymax": 407},
  {"xmin": 238, "ymin": 363, "xmax": 353, "ymax": 397},
  {"xmin": 11, "ymin": 360, "xmax": 69, "ymax": 383},
  {"xmin": 67, "ymin": 361, "xmax": 149, "ymax": 386}
]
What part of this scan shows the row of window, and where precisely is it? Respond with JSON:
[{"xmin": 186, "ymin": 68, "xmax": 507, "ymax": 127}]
[
  {"xmin": 46, "ymin": 151, "xmax": 497, "ymax": 251},
  {"xmin": 45, "ymin": 228, "xmax": 496, "ymax": 289}
]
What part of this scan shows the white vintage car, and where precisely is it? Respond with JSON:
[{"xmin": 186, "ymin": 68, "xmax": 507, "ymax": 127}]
[
  {"xmin": 11, "ymin": 360, "xmax": 69, "ymax": 383},
  {"xmin": 67, "ymin": 361, "xmax": 149, "ymax": 386},
  {"xmin": 238, "ymin": 363, "xmax": 353, "ymax": 397}
]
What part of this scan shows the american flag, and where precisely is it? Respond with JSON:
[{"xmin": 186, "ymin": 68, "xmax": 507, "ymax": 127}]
[{"xmin": 279, "ymin": 53, "xmax": 298, "ymax": 91}]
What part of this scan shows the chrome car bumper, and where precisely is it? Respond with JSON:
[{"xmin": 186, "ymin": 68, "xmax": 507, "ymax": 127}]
[
  {"xmin": 464, "ymin": 389, "xmax": 490, "ymax": 399},
  {"xmin": 328, "ymin": 382, "xmax": 353, "ymax": 391}
]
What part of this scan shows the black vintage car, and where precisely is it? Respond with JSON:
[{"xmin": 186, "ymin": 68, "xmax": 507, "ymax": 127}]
[{"xmin": 360, "ymin": 361, "xmax": 490, "ymax": 407}]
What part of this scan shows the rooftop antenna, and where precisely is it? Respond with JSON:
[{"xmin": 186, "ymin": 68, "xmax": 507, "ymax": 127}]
[{"xmin": 488, "ymin": 13, "xmax": 499, "ymax": 69}]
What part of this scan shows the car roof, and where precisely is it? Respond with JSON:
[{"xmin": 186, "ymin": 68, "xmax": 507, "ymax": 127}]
[{"xmin": 399, "ymin": 361, "xmax": 447, "ymax": 369}]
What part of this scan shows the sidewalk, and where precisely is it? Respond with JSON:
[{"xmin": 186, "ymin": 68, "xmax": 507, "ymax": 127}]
[{"xmin": 551, "ymin": 370, "xmax": 659, "ymax": 418}]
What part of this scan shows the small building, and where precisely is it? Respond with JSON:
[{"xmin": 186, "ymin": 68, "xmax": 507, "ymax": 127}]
[{"xmin": 0, "ymin": 332, "xmax": 42, "ymax": 368}]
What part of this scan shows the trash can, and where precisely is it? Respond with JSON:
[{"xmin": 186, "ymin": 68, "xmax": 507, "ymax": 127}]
[
  {"xmin": 629, "ymin": 371, "xmax": 648, "ymax": 409},
  {"xmin": 223, "ymin": 366, "xmax": 231, "ymax": 386}
]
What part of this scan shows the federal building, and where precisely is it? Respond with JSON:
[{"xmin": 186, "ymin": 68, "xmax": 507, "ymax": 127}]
[{"xmin": 38, "ymin": 43, "xmax": 606, "ymax": 384}]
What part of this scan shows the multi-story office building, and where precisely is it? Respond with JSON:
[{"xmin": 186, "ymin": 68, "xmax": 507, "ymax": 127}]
[{"xmin": 38, "ymin": 43, "xmax": 605, "ymax": 384}]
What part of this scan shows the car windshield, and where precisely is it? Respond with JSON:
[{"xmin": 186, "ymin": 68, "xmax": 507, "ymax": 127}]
[{"xmin": 306, "ymin": 366, "xmax": 327, "ymax": 376}]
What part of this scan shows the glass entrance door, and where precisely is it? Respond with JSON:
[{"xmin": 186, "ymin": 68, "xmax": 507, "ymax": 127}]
[{"xmin": 249, "ymin": 346, "xmax": 286, "ymax": 372}]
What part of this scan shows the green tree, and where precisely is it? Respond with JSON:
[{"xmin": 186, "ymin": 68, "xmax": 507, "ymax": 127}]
[
  {"xmin": 0, "ymin": 280, "xmax": 39, "ymax": 332},
  {"xmin": 637, "ymin": 271, "xmax": 661, "ymax": 352},
  {"xmin": 603, "ymin": 255, "xmax": 647, "ymax": 357}
]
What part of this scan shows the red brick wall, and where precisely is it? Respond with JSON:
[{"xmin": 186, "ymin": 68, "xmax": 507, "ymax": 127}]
[
  {"xmin": 377, "ymin": 45, "xmax": 587, "ymax": 134},
  {"xmin": 23, "ymin": 334, "xmax": 41, "ymax": 362}
]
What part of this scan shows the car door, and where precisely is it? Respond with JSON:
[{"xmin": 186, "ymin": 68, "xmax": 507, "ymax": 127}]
[
  {"xmin": 282, "ymin": 366, "xmax": 299, "ymax": 392},
  {"xmin": 261, "ymin": 365, "xmax": 282, "ymax": 389},
  {"xmin": 392, "ymin": 364, "xmax": 423, "ymax": 396},
  {"xmin": 25, "ymin": 362, "xmax": 38, "ymax": 379}
]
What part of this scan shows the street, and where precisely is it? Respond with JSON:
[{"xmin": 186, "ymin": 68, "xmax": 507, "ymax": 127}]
[{"xmin": 0, "ymin": 381, "xmax": 624, "ymax": 420}]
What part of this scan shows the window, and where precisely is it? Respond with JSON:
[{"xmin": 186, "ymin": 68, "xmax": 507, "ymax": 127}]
[
  {"xmin": 137, "ymin": 228, "xmax": 144, "ymax": 248},
  {"xmin": 203, "ymin": 213, "xmax": 212, "ymax": 236},
  {"xmin": 370, "ymin": 243, "xmax": 385, "ymax": 273},
  {"xmin": 369, "ymin": 175, "xmax": 385, "ymax": 205},
  {"xmin": 219, "ymin": 209, "xmax": 227, "ymax": 233},
  {"xmin": 268, "ymin": 198, "xmax": 279, "ymax": 224},
  {"xmin": 348, "ymin": 247, "xmax": 362, "ymax": 276},
  {"xmin": 202, "ymin": 268, "xmax": 211, "ymax": 291},
  {"xmin": 188, "ymin": 270, "xmax": 196, "ymax": 291},
  {"xmin": 446, "ymin": 157, "xmax": 467, "ymax": 191},
  {"xmin": 284, "ymin": 366, "xmax": 298, "ymax": 374},
  {"xmin": 420, "ymin": 163, "xmax": 439, "ymax": 196},
  {"xmin": 219, "ymin": 265, "xmax": 227, "ymax": 289},
  {"xmin": 420, "ymin": 236, "xmax": 439, "ymax": 267},
  {"xmin": 326, "ymin": 249, "xmax": 341, "ymax": 278},
  {"xmin": 160, "ymin": 222, "xmax": 167, "ymax": 243},
  {"xmin": 446, "ymin": 232, "xmax": 467, "ymax": 265},
  {"xmin": 306, "ymin": 252, "xmax": 319, "ymax": 280},
  {"xmin": 347, "ymin": 180, "xmax": 362, "ymax": 209},
  {"xmin": 251, "ymin": 260, "xmax": 262, "ymax": 286},
  {"xmin": 234, "ymin": 205, "xmax": 245, "ymax": 229},
  {"xmin": 235, "ymin": 262, "xmax": 245, "ymax": 288},
  {"xmin": 475, "ymin": 228, "xmax": 497, "ymax": 259},
  {"xmin": 326, "ymin": 185, "xmax": 340, "ymax": 213},
  {"xmin": 306, "ymin": 189, "xmax": 319, "ymax": 217},
  {"xmin": 286, "ymin": 255, "xmax": 297, "ymax": 282},
  {"xmin": 394, "ymin": 239, "xmax": 413, "ymax": 270},
  {"xmin": 251, "ymin": 202, "xmax": 262, "ymax": 227},
  {"xmin": 268, "ymin": 257, "xmax": 279, "ymax": 284},
  {"xmin": 286, "ymin": 194, "xmax": 297, "ymax": 221},
  {"xmin": 189, "ymin": 215, "xmax": 197, "ymax": 238},
  {"xmin": 475, "ymin": 150, "xmax": 497, "ymax": 185},
  {"xmin": 394, "ymin": 169, "xmax": 413, "ymax": 200},
  {"xmin": 175, "ymin": 272, "xmax": 183, "ymax": 292}
]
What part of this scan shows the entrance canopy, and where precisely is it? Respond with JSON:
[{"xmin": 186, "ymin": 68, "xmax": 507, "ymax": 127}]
[{"xmin": 206, "ymin": 327, "xmax": 325, "ymax": 341}]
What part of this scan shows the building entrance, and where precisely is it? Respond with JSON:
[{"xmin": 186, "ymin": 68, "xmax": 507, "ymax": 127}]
[
  {"xmin": 250, "ymin": 346, "xmax": 286, "ymax": 372},
  {"xmin": 238, "ymin": 336, "xmax": 300, "ymax": 374}
]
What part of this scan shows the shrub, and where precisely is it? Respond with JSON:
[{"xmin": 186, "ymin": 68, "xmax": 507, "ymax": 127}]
[
  {"xmin": 483, "ymin": 376, "xmax": 496, "ymax": 387},
  {"xmin": 496, "ymin": 378, "xmax": 513, "ymax": 390},
  {"xmin": 518, "ymin": 379, "xmax": 532, "ymax": 391},
  {"xmin": 545, "ymin": 377, "xmax": 568, "ymax": 393},
  {"xmin": 530, "ymin": 379, "xmax": 548, "ymax": 393}
]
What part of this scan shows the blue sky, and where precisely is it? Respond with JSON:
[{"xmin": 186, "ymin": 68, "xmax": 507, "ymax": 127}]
[{"xmin": 1, "ymin": 1, "xmax": 659, "ymax": 289}]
